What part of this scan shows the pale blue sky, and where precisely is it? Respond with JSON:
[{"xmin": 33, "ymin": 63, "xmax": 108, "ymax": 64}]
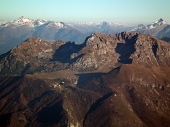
[{"xmin": 0, "ymin": 0, "xmax": 169, "ymax": 25}]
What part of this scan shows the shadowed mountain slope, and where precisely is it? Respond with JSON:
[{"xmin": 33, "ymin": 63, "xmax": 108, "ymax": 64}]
[{"xmin": 0, "ymin": 64, "xmax": 170, "ymax": 126}]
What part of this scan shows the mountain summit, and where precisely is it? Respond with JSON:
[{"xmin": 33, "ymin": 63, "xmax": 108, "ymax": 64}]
[
  {"xmin": 147, "ymin": 18, "xmax": 169, "ymax": 29},
  {"xmin": 132, "ymin": 18, "xmax": 169, "ymax": 31},
  {"xmin": 0, "ymin": 16, "xmax": 65, "ymax": 28},
  {"xmin": 0, "ymin": 17, "xmax": 88, "ymax": 55},
  {"xmin": 132, "ymin": 18, "xmax": 170, "ymax": 38},
  {"xmin": 0, "ymin": 17, "xmax": 170, "ymax": 55}
]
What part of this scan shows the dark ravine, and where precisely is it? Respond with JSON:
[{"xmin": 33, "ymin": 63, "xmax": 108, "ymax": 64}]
[{"xmin": 0, "ymin": 32, "xmax": 170, "ymax": 127}]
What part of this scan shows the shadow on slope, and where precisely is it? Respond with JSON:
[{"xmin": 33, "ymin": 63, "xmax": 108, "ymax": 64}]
[
  {"xmin": 51, "ymin": 35, "xmax": 93, "ymax": 63},
  {"xmin": 83, "ymin": 92, "xmax": 114, "ymax": 126},
  {"xmin": 115, "ymin": 34, "xmax": 138, "ymax": 64},
  {"xmin": 37, "ymin": 101, "xmax": 64, "ymax": 125},
  {"xmin": 51, "ymin": 42, "xmax": 85, "ymax": 63},
  {"xmin": 76, "ymin": 72, "xmax": 105, "ymax": 84}
]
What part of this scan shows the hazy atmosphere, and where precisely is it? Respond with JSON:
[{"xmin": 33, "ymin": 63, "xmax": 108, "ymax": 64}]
[{"xmin": 0, "ymin": 0, "xmax": 170, "ymax": 25}]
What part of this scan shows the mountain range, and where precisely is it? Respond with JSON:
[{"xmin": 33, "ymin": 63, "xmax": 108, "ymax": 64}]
[
  {"xmin": 0, "ymin": 32, "xmax": 170, "ymax": 126},
  {"xmin": 132, "ymin": 18, "xmax": 170, "ymax": 38},
  {"xmin": 0, "ymin": 31, "xmax": 170, "ymax": 75},
  {"xmin": 1, "ymin": 17, "xmax": 170, "ymax": 55},
  {"xmin": 0, "ymin": 16, "xmax": 88, "ymax": 55},
  {"xmin": 0, "ymin": 16, "xmax": 132, "ymax": 55}
]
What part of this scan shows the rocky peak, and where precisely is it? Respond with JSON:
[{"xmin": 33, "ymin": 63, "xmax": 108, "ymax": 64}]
[
  {"xmin": 158, "ymin": 18, "xmax": 164, "ymax": 22},
  {"xmin": 132, "ymin": 18, "xmax": 169, "ymax": 31},
  {"xmin": 71, "ymin": 32, "xmax": 170, "ymax": 71},
  {"xmin": 0, "ymin": 37, "xmax": 67, "ymax": 75},
  {"xmin": 157, "ymin": 18, "xmax": 168, "ymax": 24},
  {"xmin": 147, "ymin": 18, "xmax": 169, "ymax": 28},
  {"xmin": 100, "ymin": 21, "xmax": 110, "ymax": 29},
  {"xmin": 18, "ymin": 16, "xmax": 31, "ymax": 21},
  {"xmin": 131, "ymin": 34, "xmax": 170, "ymax": 66},
  {"xmin": 11, "ymin": 37, "xmax": 55, "ymax": 59},
  {"xmin": 138, "ymin": 24, "xmax": 146, "ymax": 29},
  {"xmin": 70, "ymin": 32, "xmax": 139, "ymax": 71}
]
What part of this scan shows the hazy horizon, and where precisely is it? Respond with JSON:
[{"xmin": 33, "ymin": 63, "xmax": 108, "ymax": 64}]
[{"xmin": 0, "ymin": 0, "xmax": 170, "ymax": 25}]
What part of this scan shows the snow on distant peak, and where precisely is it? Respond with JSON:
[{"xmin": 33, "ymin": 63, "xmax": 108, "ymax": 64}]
[
  {"xmin": 67, "ymin": 22, "xmax": 100, "ymax": 27},
  {"xmin": 12, "ymin": 16, "xmax": 34, "ymax": 27},
  {"xmin": 0, "ymin": 16, "xmax": 35, "ymax": 27},
  {"xmin": 131, "ymin": 24, "xmax": 146, "ymax": 31},
  {"xmin": 132, "ymin": 18, "xmax": 169, "ymax": 31},
  {"xmin": 45, "ymin": 21, "xmax": 66, "ymax": 28},
  {"xmin": 147, "ymin": 18, "xmax": 169, "ymax": 29},
  {"xmin": 99, "ymin": 21, "xmax": 130, "ymax": 27},
  {"xmin": 0, "ymin": 16, "xmax": 67, "ymax": 28},
  {"xmin": 68, "ymin": 21, "xmax": 129, "ymax": 28},
  {"xmin": 18, "ymin": 16, "xmax": 32, "ymax": 22},
  {"xmin": 0, "ymin": 20, "xmax": 7, "ymax": 26},
  {"xmin": 34, "ymin": 19, "xmax": 47, "ymax": 26},
  {"xmin": 153, "ymin": 18, "xmax": 168, "ymax": 25}
]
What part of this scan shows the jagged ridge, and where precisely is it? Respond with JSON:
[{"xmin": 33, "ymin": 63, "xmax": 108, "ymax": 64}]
[{"xmin": 0, "ymin": 32, "xmax": 170, "ymax": 75}]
